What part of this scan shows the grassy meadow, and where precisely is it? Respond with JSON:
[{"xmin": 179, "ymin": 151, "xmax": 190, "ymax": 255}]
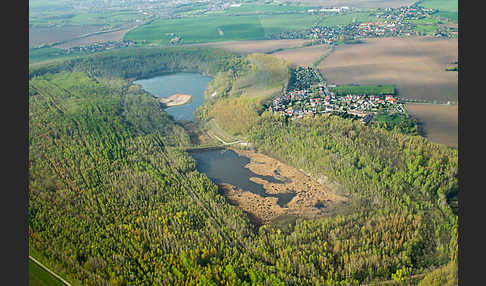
[
  {"xmin": 419, "ymin": 0, "xmax": 458, "ymax": 22},
  {"xmin": 419, "ymin": 0, "xmax": 458, "ymax": 12},
  {"xmin": 124, "ymin": 14, "xmax": 321, "ymax": 45},
  {"xmin": 29, "ymin": 259, "xmax": 66, "ymax": 286},
  {"xmin": 125, "ymin": 9, "xmax": 383, "ymax": 46},
  {"xmin": 220, "ymin": 3, "xmax": 314, "ymax": 15},
  {"xmin": 330, "ymin": 84, "xmax": 396, "ymax": 96},
  {"xmin": 29, "ymin": 46, "xmax": 90, "ymax": 65},
  {"xmin": 319, "ymin": 11, "xmax": 380, "ymax": 26}
]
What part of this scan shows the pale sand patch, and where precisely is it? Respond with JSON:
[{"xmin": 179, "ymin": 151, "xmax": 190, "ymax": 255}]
[
  {"xmin": 223, "ymin": 149, "xmax": 348, "ymax": 224},
  {"xmin": 158, "ymin": 94, "xmax": 193, "ymax": 107}
]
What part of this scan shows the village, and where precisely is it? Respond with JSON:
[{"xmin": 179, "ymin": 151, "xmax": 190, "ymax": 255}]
[
  {"xmin": 301, "ymin": 4, "xmax": 456, "ymax": 43},
  {"xmin": 64, "ymin": 39, "xmax": 139, "ymax": 54},
  {"xmin": 267, "ymin": 67, "xmax": 404, "ymax": 124}
]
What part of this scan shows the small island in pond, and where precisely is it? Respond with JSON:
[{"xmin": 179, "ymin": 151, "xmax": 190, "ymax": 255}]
[{"xmin": 158, "ymin": 93, "xmax": 193, "ymax": 107}]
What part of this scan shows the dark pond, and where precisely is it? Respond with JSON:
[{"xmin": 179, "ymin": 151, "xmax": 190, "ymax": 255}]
[
  {"xmin": 134, "ymin": 72, "xmax": 213, "ymax": 121},
  {"xmin": 191, "ymin": 149, "xmax": 296, "ymax": 207}
]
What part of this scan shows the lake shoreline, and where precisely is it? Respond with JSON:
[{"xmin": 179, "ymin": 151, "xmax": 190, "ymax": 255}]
[
  {"xmin": 134, "ymin": 72, "xmax": 213, "ymax": 121},
  {"xmin": 193, "ymin": 148, "xmax": 349, "ymax": 225}
]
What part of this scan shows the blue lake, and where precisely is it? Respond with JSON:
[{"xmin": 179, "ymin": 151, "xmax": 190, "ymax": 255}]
[{"xmin": 134, "ymin": 72, "xmax": 213, "ymax": 121}]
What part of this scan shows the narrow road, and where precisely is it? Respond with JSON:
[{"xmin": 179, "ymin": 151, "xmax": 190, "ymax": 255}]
[
  {"xmin": 29, "ymin": 256, "xmax": 72, "ymax": 286},
  {"xmin": 207, "ymin": 132, "xmax": 241, "ymax": 145}
]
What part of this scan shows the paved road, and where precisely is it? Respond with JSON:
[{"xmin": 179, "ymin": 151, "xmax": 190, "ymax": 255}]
[{"xmin": 29, "ymin": 256, "xmax": 72, "ymax": 286}]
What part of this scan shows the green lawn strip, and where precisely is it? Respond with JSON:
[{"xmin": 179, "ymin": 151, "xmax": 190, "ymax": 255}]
[
  {"xmin": 405, "ymin": 17, "xmax": 441, "ymax": 35},
  {"xmin": 29, "ymin": 247, "xmax": 82, "ymax": 286},
  {"xmin": 312, "ymin": 44, "xmax": 335, "ymax": 68},
  {"xmin": 29, "ymin": 259, "xmax": 66, "ymax": 286},
  {"xmin": 206, "ymin": 119, "xmax": 242, "ymax": 144},
  {"xmin": 29, "ymin": 47, "xmax": 91, "ymax": 65},
  {"xmin": 433, "ymin": 10, "xmax": 458, "ymax": 22},
  {"xmin": 330, "ymin": 84, "xmax": 395, "ymax": 96}
]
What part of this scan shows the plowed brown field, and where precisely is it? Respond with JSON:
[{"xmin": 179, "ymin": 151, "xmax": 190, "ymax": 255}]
[
  {"xmin": 405, "ymin": 103, "xmax": 458, "ymax": 148},
  {"xmin": 318, "ymin": 37, "xmax": 458, "ymax": 103},
  {"xmin": 186, "ymin": 39, "xmax": 310, "ymax": 55},
  {"xmin": 272, "ymin": 44, "xmax": 329, "ymax": 67}
]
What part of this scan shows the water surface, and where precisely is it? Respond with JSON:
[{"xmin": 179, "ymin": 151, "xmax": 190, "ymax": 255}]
[
  {"xmin": 191, "ymin": 149, "xmax": 296, "ymax": 207},
  {"xmin": 134, "ymin": 72, "xmax": 212, "ymax": 121}
]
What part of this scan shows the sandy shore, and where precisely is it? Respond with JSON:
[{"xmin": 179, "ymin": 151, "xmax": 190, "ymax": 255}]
[
  {"xmin": 158, "ymin": 94, "xmax": 193, "ymax": 107},
  {"xmin": 223, "ymin": 149, "xmax": 348, "ymax": 224}
]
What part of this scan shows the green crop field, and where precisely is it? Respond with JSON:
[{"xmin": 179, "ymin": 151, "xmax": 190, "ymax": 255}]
[
  {"xmin": 29, "ymin": 47, "xmax": 89, "ymax": 65},
  {"xmin": 125, "ymin": 15, "xmax": 265, "ymax": 45},
  {"xmin": 434, "ymin": 10, "xmax": 458, "ymax": 22},
  {"xmin": 70, "ymin": 10, "xmax": 145, "ymax": 26},
  {"xmin": 406, "ymin": 17, "xmax": 442, "ymax": 34},
  {"xmin": 124, "ymin": 14, "xmax": 321, "ymax": 45},
  {"xmin": 221, "ymin": 3, "xmax": 315, "ymax": 15},
  {"xmin": 319, "ymin": 12, "xmax": 380, "ymax": 26},
  {"xmin": 419, "ymin": 0, "xmax": 458, "ymax": 12},
  {"xmin": 419, "ymin": 0, "xmax": 458, "ymax": 23},
  {"xmin": 29, "ymin": 259, "xmax": 66, "ymax": 286},
  {"xmin": 29, "ymin": 0, "xmax": 148, "ymax": 27},
  {"xmin": 330, "ymin": 84, "xmax": 395, "ymax": 96},
  {"xmin": 259, "ymin": 14, "xmax": 321, "ymax": 34}
]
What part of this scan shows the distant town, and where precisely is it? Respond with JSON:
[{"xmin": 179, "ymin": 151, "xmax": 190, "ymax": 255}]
[
  {"xmin": 64, "ymin": 40, "xmax": 139, "ymax": 53},
  {"xmin": 274, "ymin": 4, "xmax": 457, "ymax": 42}
]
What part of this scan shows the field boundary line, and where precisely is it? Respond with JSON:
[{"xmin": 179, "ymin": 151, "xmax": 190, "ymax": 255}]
[{"xmin": 29, "ymin": 255, "xmax": 72, "ymax": 286}]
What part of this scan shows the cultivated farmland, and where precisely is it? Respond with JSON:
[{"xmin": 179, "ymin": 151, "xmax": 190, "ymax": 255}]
[
  {"xmin": 318, "ymin": 36, "xmax": 458, "ymax": 103},
  {"xmin": 405, "ymin": 103, "xmax": 458, "ymax": 148},
  {"xmin": 56, "ymin": 25, "xmax": 135, "ymax": 49},
  {"xmin": 187, "ymin": 39, "xmax": 310, "ymax": 55},
  {"xmin": 272, "ymin": 44, "xmax": 329, "ymax": 67},
  {"xmin": 124, "ymin": 14, "xmax": 321, "ymax": 45},
  {"xmin": 29, "ymin": 25, "xmax": 101, "ymax": 47},
  {"xmin": 281, "ymin": 0, "xmax": 416, "ymax": 9}
]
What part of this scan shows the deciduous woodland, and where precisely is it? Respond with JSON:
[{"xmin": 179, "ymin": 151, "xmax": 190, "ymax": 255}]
[{"xmin": 29, "ymin": 47, "xmax": 457, "ymax": 285}]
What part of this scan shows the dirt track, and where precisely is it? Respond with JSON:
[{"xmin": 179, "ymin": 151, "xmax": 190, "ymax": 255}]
[{"xmin": 272, "ymin": 44, "xmax": 329, "ymax": 67}]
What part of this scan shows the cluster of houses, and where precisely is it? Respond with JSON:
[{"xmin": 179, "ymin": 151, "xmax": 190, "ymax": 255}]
[
  {"xmin": 307, "ymin": 4, "xmax": 455, "ymax": 43},
  {"xmin": 64, "ymin": 40, "xmax": 138, "ymax": 54},
  {"xmin": 267, "ymin": 83, "xmax": 404, "ymax": 124},
  {"xmin": 372, "ymin": 5, "xmax": 437, "ymax": 22},
  {"xmin": 307, "ymin": 6, "xmax": 350, "ymax": 13}
]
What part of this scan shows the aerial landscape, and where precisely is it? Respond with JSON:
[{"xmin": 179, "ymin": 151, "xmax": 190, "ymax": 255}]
[{"xmin": 29, "ymin": 0, "xmax": 458, "ymax": 285}]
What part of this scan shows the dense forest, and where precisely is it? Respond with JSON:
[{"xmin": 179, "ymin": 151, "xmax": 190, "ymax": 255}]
[{"xmin": 29, "ymin": 47, "xmax": 458, "ymax": 285}]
